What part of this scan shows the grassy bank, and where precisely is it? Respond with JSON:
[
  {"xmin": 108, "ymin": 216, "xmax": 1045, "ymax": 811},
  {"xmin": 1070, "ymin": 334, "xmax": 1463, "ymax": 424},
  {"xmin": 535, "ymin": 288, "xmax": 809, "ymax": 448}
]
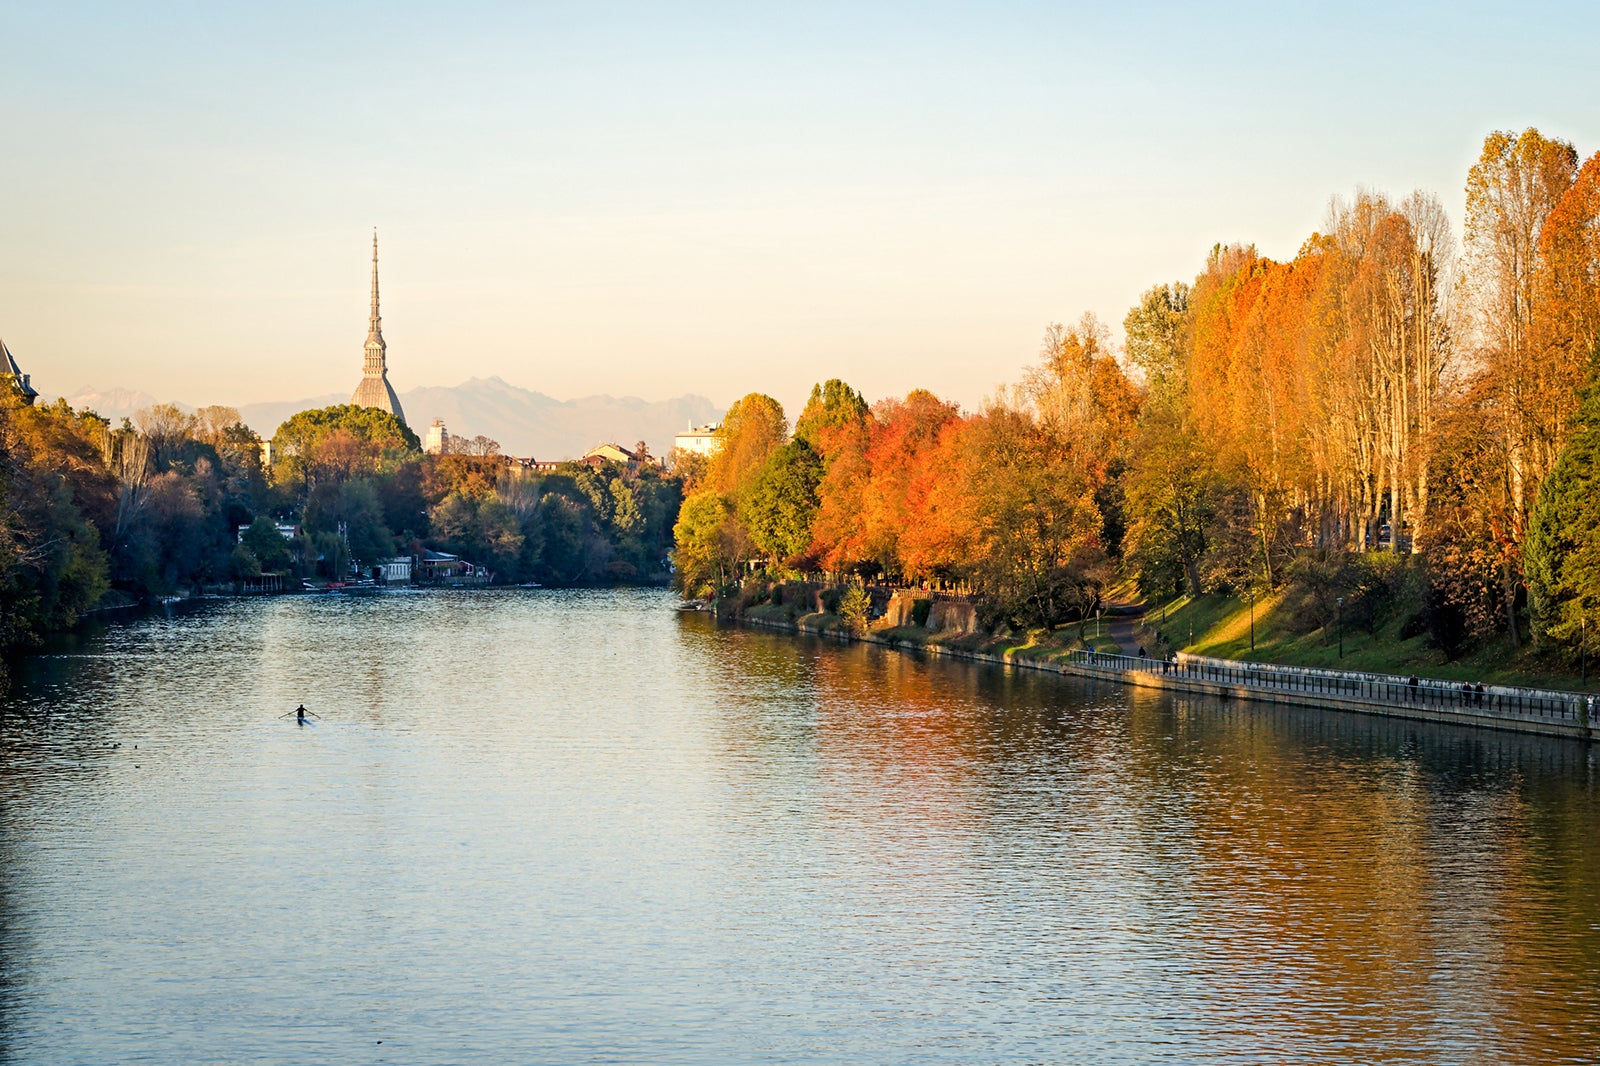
[
  {"xmin": 726, "ymin": 571, "xmax": 1593, "ymax": 694},
  {"xmin": 1145, "ymin": 590, "xmax": 1594, "ymax": 692}
]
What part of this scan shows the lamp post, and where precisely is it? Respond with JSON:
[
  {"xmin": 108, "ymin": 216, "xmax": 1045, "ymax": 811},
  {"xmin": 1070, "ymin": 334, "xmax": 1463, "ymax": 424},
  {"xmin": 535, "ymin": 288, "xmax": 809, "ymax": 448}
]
[
  {"xmin": 1248, "ymin": 587, "xmax": 1256, "ymax": 652},
  {"xmin": 1582, "ymin": 615, "xmax": 1588, "ymax": 687},
  {"xmin": 1336, "ymin": 596, "xmax": 1344, "ymax": 659}
]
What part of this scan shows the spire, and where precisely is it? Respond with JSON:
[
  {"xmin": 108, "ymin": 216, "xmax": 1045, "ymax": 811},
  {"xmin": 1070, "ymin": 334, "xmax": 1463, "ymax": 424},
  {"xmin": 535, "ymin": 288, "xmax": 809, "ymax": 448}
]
[
  {"xmin": 352, "ymin": 231, "xmax": 405, "ymax": 426},
  {"xmin": 369, "ymin": 229, "xmax": 382, "ymax": 339}
]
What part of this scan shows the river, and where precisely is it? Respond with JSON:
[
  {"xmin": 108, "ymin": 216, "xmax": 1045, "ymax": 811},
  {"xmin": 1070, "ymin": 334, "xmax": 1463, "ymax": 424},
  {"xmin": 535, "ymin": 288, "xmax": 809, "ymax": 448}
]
[{"xmin": 1, "ymin": 588, "xmax": 1597, "ymax": 1063}]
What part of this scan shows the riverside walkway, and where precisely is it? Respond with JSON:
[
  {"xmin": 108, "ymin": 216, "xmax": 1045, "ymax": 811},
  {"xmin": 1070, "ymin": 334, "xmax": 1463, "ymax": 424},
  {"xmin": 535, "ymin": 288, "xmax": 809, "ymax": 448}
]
[{"xmin": 1064, "ymin": 649, "xmax": 1595, "ymax": 742}]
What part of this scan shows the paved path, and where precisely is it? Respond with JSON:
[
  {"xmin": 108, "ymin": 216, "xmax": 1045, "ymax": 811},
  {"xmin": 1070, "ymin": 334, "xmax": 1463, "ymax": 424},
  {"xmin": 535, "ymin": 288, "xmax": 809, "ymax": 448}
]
[{"xmin": 1101, "ymin": 600, "xmax": 1146, "ymax": 656}]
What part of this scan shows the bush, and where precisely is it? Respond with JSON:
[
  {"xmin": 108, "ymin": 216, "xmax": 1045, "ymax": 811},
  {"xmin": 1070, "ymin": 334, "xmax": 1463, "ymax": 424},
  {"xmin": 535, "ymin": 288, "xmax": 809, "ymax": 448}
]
[
  {"xmin": 839, "ymin": 586, "xmax": 870, "ymax": 635},
  {"xmin": 912, "ymin": 598, "xmax": 933, "ymax": 628}
]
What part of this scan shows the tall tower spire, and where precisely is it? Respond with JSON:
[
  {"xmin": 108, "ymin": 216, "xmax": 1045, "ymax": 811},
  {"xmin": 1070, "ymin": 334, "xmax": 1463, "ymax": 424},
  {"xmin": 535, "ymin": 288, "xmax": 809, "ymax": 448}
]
[
  {"xmin": 369, "ymin": 229, "xmax": 382, "ymax": 340},
  {"xmin": 364, "ymin": 229, "xmax": 386, "ymax": 374},
  {"xmin": 351, "ymin": 230, "xmax": 406, "ymax": 425}
]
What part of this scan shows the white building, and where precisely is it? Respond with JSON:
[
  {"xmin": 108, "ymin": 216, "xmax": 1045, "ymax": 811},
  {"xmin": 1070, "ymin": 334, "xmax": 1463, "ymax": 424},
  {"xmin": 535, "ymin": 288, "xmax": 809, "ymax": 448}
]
[
  {"xmin": 378, "ymin": 556, "xmax": 413, "ymax": 584},
  {"xmin": 673, "ymin": 421, "xmax": 721, "ymax": 457},
  {"xmin": 424, "ymin": 419, "xmax": 449, "ymax": 455}
]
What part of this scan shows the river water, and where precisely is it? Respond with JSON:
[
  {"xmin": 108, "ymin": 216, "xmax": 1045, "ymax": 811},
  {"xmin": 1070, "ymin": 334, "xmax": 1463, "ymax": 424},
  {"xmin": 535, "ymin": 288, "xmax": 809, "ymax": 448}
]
[{"xmin": 1, "ymin": 588, "xmax": 1597, "ymax": 1064}]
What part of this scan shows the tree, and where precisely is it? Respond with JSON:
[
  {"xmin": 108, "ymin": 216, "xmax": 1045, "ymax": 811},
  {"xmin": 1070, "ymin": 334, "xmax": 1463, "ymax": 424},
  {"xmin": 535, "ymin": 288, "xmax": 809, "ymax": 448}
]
[
  {"xmin": 134, "ymin": 403, "xmax": 198, "ymax": 470},
  {"xmin": 241, "ymin": 515, "xmax": 292, "ymax": 572},
  {"xmin": 741, "ymin": 439, "xmax": 823, "ymax": 566},
  {"xmin": 960, "ymin": 404, "xmax": 1105, "ymax": 629},
  {"xmin": 857, "ymin": 390, "xmax": 960, "ymax": 577},
  {"xmin": 794, "ymin": 379, "xmax": 869, "ymax": 452},
  {"xmin": 838, "ymin": 585, "xmax": 870, "ymax": 635},
  {"xmin": 708, "ymin": 393, "xmax": 788, "ymax": 498},
  {"xmin": 1524, "ymin": 348, "xmax": 1600, "ymax": 651},
  {"xmin": 1122, "ymin": 410, "xmax": 1215, "ymax": 597},
  {"xmin": 272, "ymin": 405, "xmax": 420, "ymax": 496},
  {"xmin": 1123, "ymin": 282, "xmax": 1190, "ymax": 404},
  {"xmin": 447, "ymin": 434, "xmax": 501, "ymax": 457},
  {"xmin": 1462, "ymin": 128, "xmax": 1580, "ymax": 523},
  {"xmin": 671, "ymin": 491, "xmax": 736, "ymax": 596}
]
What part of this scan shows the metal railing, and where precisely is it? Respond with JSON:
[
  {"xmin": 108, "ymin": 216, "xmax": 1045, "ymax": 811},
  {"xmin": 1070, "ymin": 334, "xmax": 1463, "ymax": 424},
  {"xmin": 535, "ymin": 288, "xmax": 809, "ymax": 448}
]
[{"xmin": 1067, "ymin": 650, "xmax": 1591, "ymax": 727}]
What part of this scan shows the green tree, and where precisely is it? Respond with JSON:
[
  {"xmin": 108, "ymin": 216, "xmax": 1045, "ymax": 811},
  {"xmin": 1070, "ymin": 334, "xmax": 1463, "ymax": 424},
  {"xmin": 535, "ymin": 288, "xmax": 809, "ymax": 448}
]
[
  {"xmin": 838, "ymin": 584, "xmax": 870, "ymax": 635},
  {"xmin": 1122, "ymin": 412, "xmax": 1215, "ymax": 597},
  {"xmin": 671, "ymin": 490, "xmax": 736, "ymax": 596},
  {"xmin": 536, "ymin": 493, "xmax": 594, "ymax": 585},
  {"xmin": 1123, "ymin": 281, "xmax": 1190, "ymax": 403},
  {"xmin": 741, "ymin": 439, "xmax": 822, "ymax": 566},
  {"xmin": 1525, "ymin": 351, "xmax": 1600, "ymax": 651}
]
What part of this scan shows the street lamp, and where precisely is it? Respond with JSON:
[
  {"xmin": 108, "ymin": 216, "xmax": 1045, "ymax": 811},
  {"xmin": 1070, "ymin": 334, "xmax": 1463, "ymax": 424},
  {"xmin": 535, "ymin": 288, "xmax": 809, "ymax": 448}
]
[
  {"xmin": 1582, "ymin": 615, "xmax": 1588, "ymax": 687},
  {"xmin": 1336, "ymin": 596, "xmax": 1345, "ymax": 659}
]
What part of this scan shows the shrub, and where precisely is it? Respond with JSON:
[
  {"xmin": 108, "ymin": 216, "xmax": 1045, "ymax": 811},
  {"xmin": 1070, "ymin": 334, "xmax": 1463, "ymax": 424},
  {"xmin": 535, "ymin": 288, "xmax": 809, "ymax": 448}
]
[{"xmin": 839, "ymin": 585, "xmax": 870, "ymax": 635}]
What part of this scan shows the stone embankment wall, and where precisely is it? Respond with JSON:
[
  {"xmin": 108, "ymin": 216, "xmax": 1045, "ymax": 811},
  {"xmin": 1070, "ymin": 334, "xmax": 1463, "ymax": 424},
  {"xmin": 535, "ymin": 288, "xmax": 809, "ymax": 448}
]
[
  {"xmin": 880, "ymin": 590, "xmax": 977, "ymax": 634},
  {"xmin": 734, "ymin": 613, "xmax": 1595, "ymax": 745}
]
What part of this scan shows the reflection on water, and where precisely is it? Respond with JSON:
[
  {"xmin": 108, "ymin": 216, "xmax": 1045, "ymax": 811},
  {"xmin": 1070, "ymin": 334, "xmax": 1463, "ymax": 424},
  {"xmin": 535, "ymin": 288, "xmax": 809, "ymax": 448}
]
[{"xmin": 1, "ymin": 589, "xmax": 1597, "ymax": 1064}]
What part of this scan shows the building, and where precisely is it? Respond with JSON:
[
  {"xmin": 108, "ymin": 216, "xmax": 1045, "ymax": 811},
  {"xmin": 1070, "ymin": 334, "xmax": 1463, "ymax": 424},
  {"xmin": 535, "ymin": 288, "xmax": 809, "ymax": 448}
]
[
  {"xmin": 349, "ymin": 231, "xmax": 406, "ymax": 426},
  {"xmin": 424, "ymin": 419, "xmax": 448, "ymax": 455},
  {"xmin": 1, "ymin": 337, "xmax": 39, "ymax": 406},
  {"xmin": 674, "ymin": 421, "xmax": 720, "ymax": 457},
  {"xmin": 416, "ymin": 549, "xmax": 490, "ymax": 584},
  {"xmin": 583, "ymin": 442, "xmax": 641, "ymax": 466},
  {"xmin": 377, "ymin": 556, "xmax": 413, "ymax": 584}
]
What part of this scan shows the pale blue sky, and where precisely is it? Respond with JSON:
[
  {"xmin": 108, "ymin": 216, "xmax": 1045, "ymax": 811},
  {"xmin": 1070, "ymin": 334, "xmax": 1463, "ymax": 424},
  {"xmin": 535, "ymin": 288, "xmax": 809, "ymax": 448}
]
[{"xmin": 2, "ymin": 1, "xmax": 1596, "ymax": 416}]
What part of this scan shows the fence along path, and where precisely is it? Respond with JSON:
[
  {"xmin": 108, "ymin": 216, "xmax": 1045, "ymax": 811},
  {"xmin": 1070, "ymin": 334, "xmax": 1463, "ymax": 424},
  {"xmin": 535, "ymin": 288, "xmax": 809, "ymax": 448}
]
[{"xmin": 1066, "ymin": 649, "xmax": 1594, "ymax": 740}]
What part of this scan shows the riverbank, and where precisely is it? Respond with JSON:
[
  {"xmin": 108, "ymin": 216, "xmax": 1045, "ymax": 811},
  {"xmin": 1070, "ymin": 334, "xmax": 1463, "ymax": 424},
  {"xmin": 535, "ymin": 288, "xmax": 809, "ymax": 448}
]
[
  {"xmin": 1147, "ymin": 587, "xmax": 1598, "ymax": 693},
  {"xmin": 733, "ymin": 600, "xmax": 1596, "ymax": 744}
]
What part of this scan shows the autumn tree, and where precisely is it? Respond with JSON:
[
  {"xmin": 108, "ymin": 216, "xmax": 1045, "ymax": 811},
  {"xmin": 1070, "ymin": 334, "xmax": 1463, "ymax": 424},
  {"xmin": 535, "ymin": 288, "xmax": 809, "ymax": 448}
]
[
  {"xmin": 272, "ymin": 404, "xmax": 420, "ymax": 496},
  {"xmin": 1462, "ymin": 128, "xmax": 1580, "ymax": 523},
  {"xmin": 856, "ymin": 390, "xmax": 960, "ymax": 579},
  {"xmin": 794, "ymin": 379, "xmax": 869, "ymax": 452}
]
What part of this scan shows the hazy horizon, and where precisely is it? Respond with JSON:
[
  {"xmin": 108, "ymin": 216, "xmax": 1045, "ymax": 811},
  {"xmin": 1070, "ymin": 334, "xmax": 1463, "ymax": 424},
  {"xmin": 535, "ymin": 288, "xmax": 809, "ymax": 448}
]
[{"xmin": 4, "ymin": 2, "xmax": 1597, "ymax": 417}]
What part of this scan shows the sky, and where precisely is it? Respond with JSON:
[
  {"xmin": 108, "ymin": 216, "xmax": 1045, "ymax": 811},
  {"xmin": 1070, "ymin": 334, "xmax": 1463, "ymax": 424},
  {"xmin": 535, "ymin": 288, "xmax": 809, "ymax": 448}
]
[{"xmin": 2, "ymin": 1, "xmax": 1597, "ymax": 420}]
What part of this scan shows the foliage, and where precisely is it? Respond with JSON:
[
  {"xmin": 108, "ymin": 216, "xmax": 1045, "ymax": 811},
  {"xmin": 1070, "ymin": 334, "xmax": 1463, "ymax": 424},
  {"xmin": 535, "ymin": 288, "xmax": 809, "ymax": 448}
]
[
  {"xmin": 271, "ymin": 404, "xmax": 420, "ymax": 497},
  {"xmin": 794, "ymin": 379, "xmax": 868, "ymax": 452},
  {"xmin": 671, "ymin": 491, "xmax": 735, "ymax": 597},
  {"xmin": 741, "ymin": 439, "xmax": 823, "ymax": 567},
  {"xmin": 1524, "ymin": 352, "xmax": 1600, "ymax": 653},
  {"xmin": 838, "ymin": 584, "xmax": 870, "ymax": 635}
]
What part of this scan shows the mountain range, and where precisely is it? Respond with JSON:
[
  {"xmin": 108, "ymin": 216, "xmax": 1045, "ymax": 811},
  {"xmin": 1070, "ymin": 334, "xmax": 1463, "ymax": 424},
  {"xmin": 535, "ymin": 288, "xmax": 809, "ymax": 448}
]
[{"xmin": 54, "ymin": 377, "xmax": 722, "ymax": 460}]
